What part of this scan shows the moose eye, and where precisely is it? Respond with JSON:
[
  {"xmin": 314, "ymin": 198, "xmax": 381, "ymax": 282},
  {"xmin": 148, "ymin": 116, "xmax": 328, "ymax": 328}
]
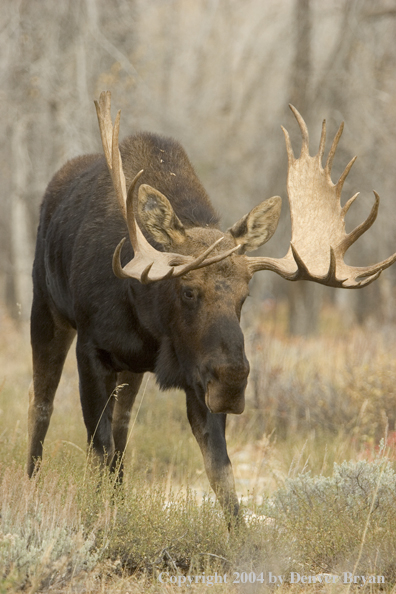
[{"xmin": 182, "ymin": 288, "xmax": 195, "ymax": 301}]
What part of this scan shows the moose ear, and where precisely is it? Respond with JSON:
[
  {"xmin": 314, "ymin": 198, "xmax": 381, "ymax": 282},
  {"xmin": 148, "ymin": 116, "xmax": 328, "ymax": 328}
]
[
  {"xmin": 137, "ymin": 184, "xmax": 186, "ymax": 248},
  {"xmin": 228, "ymin": 196, "xmax": 282, "ymax": 253}
]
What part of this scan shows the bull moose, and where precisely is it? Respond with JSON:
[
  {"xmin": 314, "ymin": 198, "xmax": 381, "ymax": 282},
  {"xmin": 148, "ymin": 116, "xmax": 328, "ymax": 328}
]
[{"xmin": 28, "ymin": 92, "xmax": 396, "ymax": 520}]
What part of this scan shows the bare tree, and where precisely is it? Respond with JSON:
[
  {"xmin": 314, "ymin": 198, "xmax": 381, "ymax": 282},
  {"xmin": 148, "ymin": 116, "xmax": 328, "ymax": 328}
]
[{"xmin": 286, "ymin": 0, "xmax": 326, "ymax": 335}]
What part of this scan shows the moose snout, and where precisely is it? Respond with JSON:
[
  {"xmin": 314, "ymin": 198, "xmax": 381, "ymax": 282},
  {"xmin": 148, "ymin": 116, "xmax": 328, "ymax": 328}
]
[
  {"xmin": 211, "ymin": 360, "xmax": 250, "ymax": 386},
  {"xmin": 203, "ymin": 359, "xmax": 250, "ymax": 415}
]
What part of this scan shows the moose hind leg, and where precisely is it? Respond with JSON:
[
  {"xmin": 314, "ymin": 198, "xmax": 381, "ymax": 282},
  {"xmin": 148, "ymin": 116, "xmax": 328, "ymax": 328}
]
[
  {"xmin": 28, "ymin": 299, "xmax": 76, "ymax": 477},
  {"xmin": 110, "ymin": 370, "xmax": 143, "ymax": 476},
  {"xmin": 186, "ymin": 390, "xmax": 239, "ymax": 522}
]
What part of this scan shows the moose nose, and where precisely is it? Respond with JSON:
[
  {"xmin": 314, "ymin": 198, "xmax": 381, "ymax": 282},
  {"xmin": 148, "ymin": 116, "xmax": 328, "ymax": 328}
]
[
  {"xmin": 203, "ymin": 358, "xmax": 250, "ymax": 415},
  {"xmin": 212, "ymin": 360, "xmax": 250, "ymax": 386}
]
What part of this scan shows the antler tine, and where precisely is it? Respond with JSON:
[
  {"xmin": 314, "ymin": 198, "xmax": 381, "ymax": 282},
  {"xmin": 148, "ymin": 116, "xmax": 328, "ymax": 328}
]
[
  {"xmin": 112, "ymin": 238, "xmax": 129, "ymax": 279},
  {"xmin": 339, "ymin": 191, "xmax": 379, "ymax": 254},
  {"xmin": 325, "ymin": 121, "xmax": 344, "ymax": 176},
  {"xmin": 289, "ymin": 104, "xmax": 309, "ymax": 156},
  {"xmin": 151, "ymin": 237, "xmax": 242, "ymax": 279},
  {"xmin": 194, "ymin": 244, "xmax": 241, "ymax": 269},
  {"xmin": 94, "ymin": 91, "xmax": 112, "ymax": 167},
  {"xmin": 335, "ymin": 156, "xmax": 357, "ymax": 198},
  {"xmin": 341, "ymin": 192, "xmax": 360, "ymax": 218},
  {"xmin": 354, "ymin": 249, "xmax": 396, "ymax": 283},
  {"xmin": 111, "ymin": 110, "xmax": 128, "ymax": 218},
  {"xmin": 170, "ymin": 237, "xmax": 224, "ymax": 269},
  {"xmin": 125, "ymin": 169, "xmax": 144, "ymax": 248},
  {"xmin": 281, "ymin": 126, "xmax": 295, "ymax": 165},
  {"xmin": 318, "ymin": 120, "xmax": 326, "ymax": 162},
  {"xmin": 170, "ymin": 240, "xmax": 242, "ymax": 277},
  {"xmin": 95, "ymin": 92, "xmax": 128, "ymax": 219},
  {"xmin": 141, "ymin": 262, "xmax": 175, "ymax": 285}
]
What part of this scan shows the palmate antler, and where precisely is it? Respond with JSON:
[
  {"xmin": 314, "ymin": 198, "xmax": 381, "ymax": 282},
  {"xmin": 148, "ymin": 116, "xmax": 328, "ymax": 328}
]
[
  {"xmin": 248, "ymin": 105, "xmax": 396, "ymax": 287},
  {"xmin": 94, "ymin": 91, "xmax": 239, "ymax": 283}
]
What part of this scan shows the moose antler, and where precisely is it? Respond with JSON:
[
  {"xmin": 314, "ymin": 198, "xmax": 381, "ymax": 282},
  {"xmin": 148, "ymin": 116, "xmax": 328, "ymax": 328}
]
[
  {"xmin": 95, "ymin": 91, "xmax": 239, "ymax": 283},
  {"xmin": 248, "ymin": 105, "xmax": 396, "ymax": 288}
]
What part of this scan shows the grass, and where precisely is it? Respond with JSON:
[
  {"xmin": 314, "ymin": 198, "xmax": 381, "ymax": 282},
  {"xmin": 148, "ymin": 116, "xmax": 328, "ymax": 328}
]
[{"xmin": 1, "ymin": 302, "xmax": 396, "ymax": 591}]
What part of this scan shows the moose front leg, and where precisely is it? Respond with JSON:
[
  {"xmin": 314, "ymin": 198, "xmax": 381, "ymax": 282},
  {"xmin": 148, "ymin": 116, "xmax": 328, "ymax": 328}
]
[
  {"xmin": 186, "ymin": 389, "xmax": 239, "ymax": 522},
  {"xmin": 76, "ymin": 340, "xmax": 118, "ymax": 467},
  {"xmin": 110, "ymin": 370, "xmax": 143, "ymax": 477}
]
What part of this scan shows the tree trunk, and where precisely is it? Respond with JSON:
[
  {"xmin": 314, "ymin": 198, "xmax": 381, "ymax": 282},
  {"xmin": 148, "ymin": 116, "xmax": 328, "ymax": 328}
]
[
  {"xmin": 286, "ymin": 0, "xmax": 325, "ymax": 336},
  {"xmin": 9, "ymin": 118, "xmax": 33, "ymax": 321}
]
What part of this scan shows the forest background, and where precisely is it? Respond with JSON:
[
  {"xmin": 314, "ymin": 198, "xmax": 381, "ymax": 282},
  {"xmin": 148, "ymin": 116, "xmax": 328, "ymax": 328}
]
[{"xmin": 1, "ymin": 0, "xmax": 396, "ymax": 334}]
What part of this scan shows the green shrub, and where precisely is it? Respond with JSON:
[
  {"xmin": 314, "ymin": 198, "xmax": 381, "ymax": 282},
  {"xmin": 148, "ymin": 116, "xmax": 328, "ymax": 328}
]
[{"xmin": 0, "ymin": 463, "xmax": 99, "ymax": 592}]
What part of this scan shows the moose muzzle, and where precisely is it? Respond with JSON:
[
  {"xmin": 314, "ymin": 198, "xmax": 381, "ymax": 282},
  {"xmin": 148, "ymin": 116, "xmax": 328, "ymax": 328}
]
[{"xmin": 204, "ymin": 362, "xmax": 250, "ymax": 414}]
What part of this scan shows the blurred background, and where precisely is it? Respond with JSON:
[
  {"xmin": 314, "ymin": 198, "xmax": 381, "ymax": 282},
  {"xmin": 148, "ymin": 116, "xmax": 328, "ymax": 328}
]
[{"xmin": 1, "ymin": 0, "xmax": 396, "ymax": 334}]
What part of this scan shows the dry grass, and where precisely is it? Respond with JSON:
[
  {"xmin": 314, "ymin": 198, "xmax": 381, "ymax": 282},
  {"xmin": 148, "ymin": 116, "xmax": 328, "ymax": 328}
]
[{"xmin": 1, "ymin": 303, "xmax": 396, "ymax": 592}]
